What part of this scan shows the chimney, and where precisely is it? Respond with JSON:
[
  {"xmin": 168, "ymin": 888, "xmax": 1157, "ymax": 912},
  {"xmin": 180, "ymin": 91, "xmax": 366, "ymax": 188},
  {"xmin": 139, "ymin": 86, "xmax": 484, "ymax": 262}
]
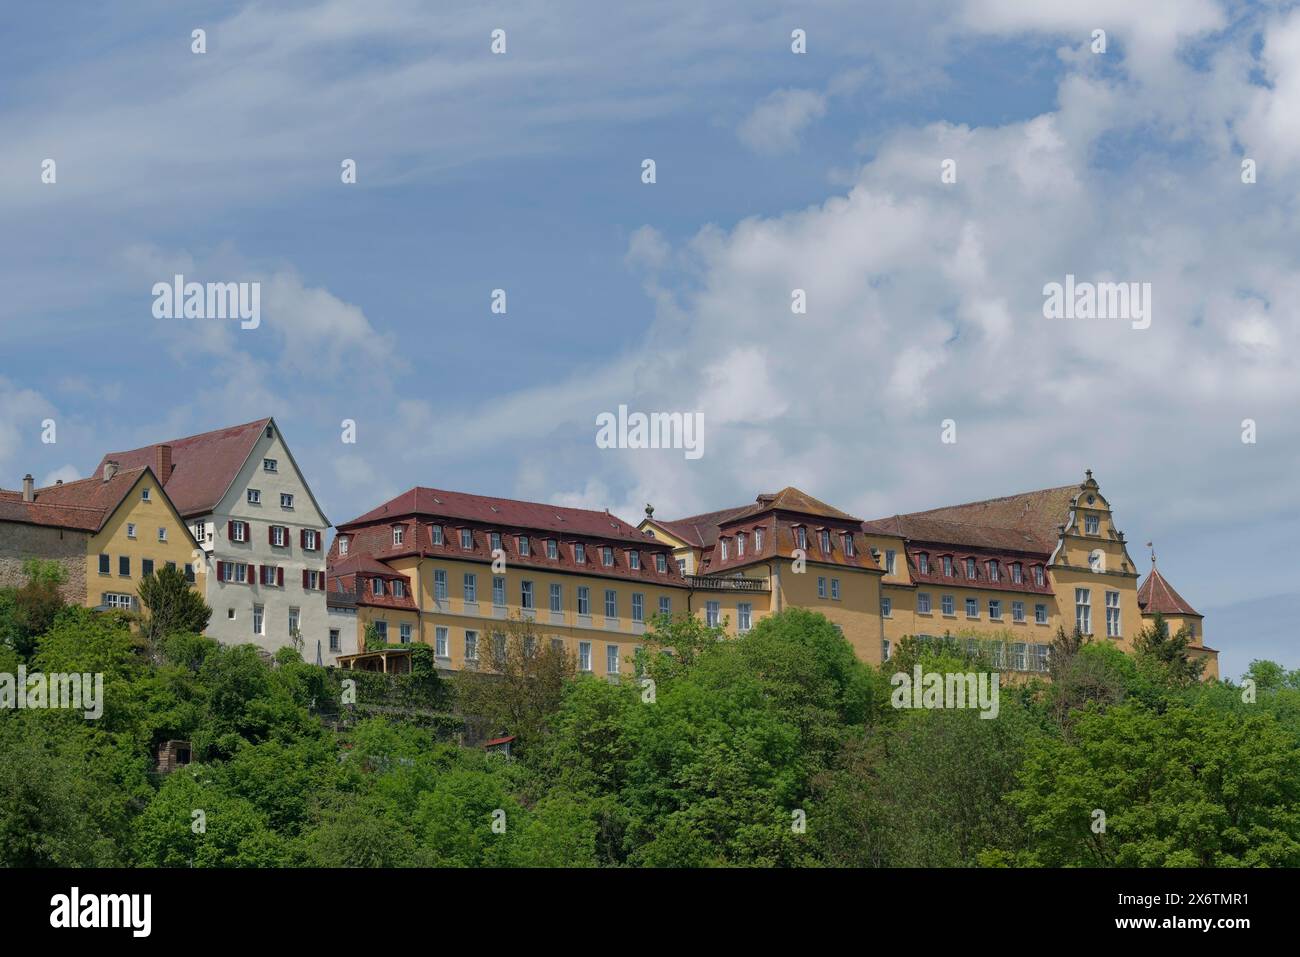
[
  {"xmin": 21, "ymin": 474, "xmax": 33, "ymax": 502},
  {"xmin": 102, "ymin": 460, "xmax": 119, "ymax": 483},
  {"xmin": 155, "ymin": 444, "xmax": 173, "ymax": 482}
]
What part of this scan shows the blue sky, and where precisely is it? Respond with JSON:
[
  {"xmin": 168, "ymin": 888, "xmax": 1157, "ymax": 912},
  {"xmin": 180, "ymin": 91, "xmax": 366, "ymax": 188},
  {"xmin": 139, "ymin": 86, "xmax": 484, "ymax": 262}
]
[{"xmin": 1, "ymin": 0, "xmax": 1297, "ymax": 679}]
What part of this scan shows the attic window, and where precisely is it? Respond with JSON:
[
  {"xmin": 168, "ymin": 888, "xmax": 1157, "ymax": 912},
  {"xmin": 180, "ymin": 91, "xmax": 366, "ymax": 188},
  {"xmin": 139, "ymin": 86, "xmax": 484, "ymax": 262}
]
[
  {"xmin": 1033, "ymin": 565, "xmax": 1045, "ymax": 587},
  {"xmin": 546, "ymin": 538, "xmax": 558, "ymax": 559},
  {"xmin": 392, "ymin": 526, "xmax": 404, "ymax": 547},
  {"xmin": 917, "ymin": 552, "xmax": 929, "ymax": 574},
  {"xmin": 965, "ymin": 558, "xmax": 977, "ymax": 579},
  {"xmin": 720, "ymin": 538, "xmax": 729, "ymax": 561},
  {"xmin": 265, "ymin": 425, "xmax": 273, "ymax": 438},
  {"xmin": 794, "ymin": 526, "xmax": 807, "ymax": 550}
]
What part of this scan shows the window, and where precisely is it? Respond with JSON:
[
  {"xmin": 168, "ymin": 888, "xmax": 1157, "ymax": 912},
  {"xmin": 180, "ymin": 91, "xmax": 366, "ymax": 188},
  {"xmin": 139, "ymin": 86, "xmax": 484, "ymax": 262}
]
[
  {"xmin": 991, "ymin": 642, "xmax": 1004, "ymax": 668},
  {"xmin": 917, "ymin": 592, "xmax": 932, "ymax": 614},
  {"xmin": 253, "ymin": 604, "xmax": 265, "ymax": 635},
  {"xmin": 656, "ymin": 553, "xmax": 667, "ymax": 573},
  {"xmin": 1035, "ymin": 603, "xmax": 1048, "ymax": 624},
  {"xmin": 231, "ymin": 521, "xmax": 248, "ymax": 543},
  {"xmin": 942, "ymin": 594, "xmax": 955, "ymax": 616},
  {"xmin": 604, "ymin": 589, "xmax": 617, "ymax": 618},
  {"xmin": 1011, "ymin": 562, "xmax": 1023, "ymax": 584},
  {"xmin": 247, "ymin": 488, "xmax": 261, "ymax": 505},
  {"xmin": 303, "ymin": 529, "xmax": 319, "ymax": 550},
  {"xmin": 1033, "ymin": 565, "xmax": 1044, "ymax": 587},
  {"xmin": 288, "ymin": 607, "xmax": 300, "ymax": 635},
  {"xmin": 263, "ymin": 458, "xmax": 277, "ymax": 472},
  {"xmin": 102, "ymin": 593, "xmax": 133, "ymax": 610},
  {"xmin": 391, "ymin": 525, "xmax": 404, "ymax": 547},
  {"xmin": 659, "ymin": 596, "xmax": 671, "ymax": 617},
  {"xmin": 705, "ymin": 601, "xmax": 720, "ymax": 627},
  {"xmin": 817, "ymin": 576, "xmax": 827, "ymax": 599},
  {"xmin": 965, "ymin": 597, "xmax": 978, "ymax": 618},
  {"xmin": 400, "ymin": 623, "xmax": 412, "ymax": 644},
  {"xmin": 881, "ymin": 639, "xmax": 891, "ymax": 662},
  {"xmin": 738, "ymin": 602, "xmax": 752, "ymax": 632},
  {"xmin": 736, "ymin": 533, "xmax": 745, "ymax": 557},
  {"xmin": 795, "ymin": 526, "xmax": 807, "ymax": 550},
  {"xmin": 435, "ymin": 627, "xmax": 449, "ymax": 657},
  {"xmin": 546, "ymin": 538, "xmax": 558, "ymax": 559},
  {"xmin": 518, "ymin": 536, "xmax": 530, "ymax": 556},
  {"xmin": 549, "ymin": 583, "xmax": 562, "ymax": 613},
  {"xmin": 329, "ymin": 629, "xmax": 340, "ymax": 652},
  {"xmin": 193, "ymin": 522, "xmax": 206, "ymax": 541},
  {"xmin": 577, "ymin": 586, "xmax": 590, "ymax": 616},
  {"xmin": 575, "ymin": 543, "xmax": 586, "ymax": 564},
  {"xmin": 844, "ymin": 534, "xmax": 856, "ymax": 557},
  {"xmin": 127, "ymin": 523, "xmax": 137, "ymax": 539},
  {"xmin": 142, "ymin": 558, "xmax": 154, "ymax": 577},
  {"xmin": 988, "ymin": 561, "xmax": 1000, "ymax": 582},
  {"xmin": 227, "ymin": 608, "xmax": 235, "ymax": 620},
  {"xmin": 578, "ymin": 641, "xmax": 592, "ymax": 672},
  {"xmin": 465, "ymin": 631, "xmax": 478, "ymax": 661},
  {"xmin": 881, "ymin": 596, "xmax": 892, "ymax": 618},
  {"xmin": 1075, "ymin": 588, "xmax": 1092, "ymax": 635},
  {"xmin": 1034, "ymin": 644, "xmax": 1050, "ymax": 672},
  {"xmin": 98, "ymin": 554, "xmax": 110, "ymax": 574},
  {"xmin": 119, "ymin": 556, "xmax": 130, "ymax": 576},
  {"xmin": 1012, "ymin": 600, "xmax": 1025, "ymax": 623},
  {"xmin": 392, "ymin": 580, "xmax": 405, "ymax": 599},
  {"xmin": 965, "ymin": 558, "xmax": 977, "ymax": 579},
  {"xmin": 272, "ymin": 525, "xmax": 286, "ymax": 547},
  {"xmin": 629, "ymin": 550, "xmax": 640, "ymax": 570},
  {"xmin": 306, "ymin": 570, "xmax": 322, "ymax": 590},
  {"xmin": 885, "ymin": 550, "xmax": 896, "ymax": 574},
  {"xmin": 632, "ymin": 593, "xmax": 644, "ymax": 622},
  {"xmin": 1085, "ymin": 513, "xmax": 1100, "ymax": 535},
  {"xmin": 820, "ymin": 529, "xmax": 832, "ymax": 553},
  {"xmin": 918, "ymin": 553, "xmax": 929, "ymax": 575},
  {"xmin": 369, "ymin": 577, "xmax": 384, "ymax": 596},
  {"xmin": 719, "ymin": 537, "xmax": 730, "ymax": 561},
  {"xmin": 433, "ymin": 569, "xmax": 447, "ymax": 601},
  {"xmin": 521, "ymin": 581, "xmax": 535, "ymax": 610},
  {"xmin": 943, "ymin": 555, "xmax": 954, "ymax": 577},
  {"xmin": 831, "ymin": 578, "xmax": 841, "ymax": 600},
  {"xmin": 182, "ymin": 564, "xmax": 194, "ymax": 582},
  {"xmin": 602, "ymin": 546, "xmax": 614, "ymax": 567},
  {"xmin": 676, "ymin": 558, "xmax": 686, "ymax": 576},
  {"xmin": 1105, "ymin": 590, "xmax": 1121, "ymax": 637},
  {"xmin": 1012, "ymin": 643, "xmax": 1027, "ymax": 671},
  {"xmin": 494, "ymin": 634, "xmax": 507, "ymax": 665},
  {"xmin": 280, "ymin": 493, "xmax": 294, "ymax": 509},
  {"xmin": 430, "ymin": 524, "xmax": 443, "ymax": 545},
  {"xmin": 222, "ymin": 562, "xmax": 248, "ymax": 584},
  {"xmin": 460, "ymin": 529, "xmax": 473, "ymax": 549},
  {"xmin": 755, "ymin": 527, "xmax": 765, "ymax": 551},
  {"xmin": 989, "ymin": 599, "xmax": 1002, "ymax": 620},
  {"xmin": 490, "ymin": 532, "xmax": 502, "ymax": 551},
  {"xmin": 338, "ymin": 536, "xmax": 348, "ymax": 555},
  {"xmin": 493, "ymin": 576, "xmax": 506, "ymax": 606}
]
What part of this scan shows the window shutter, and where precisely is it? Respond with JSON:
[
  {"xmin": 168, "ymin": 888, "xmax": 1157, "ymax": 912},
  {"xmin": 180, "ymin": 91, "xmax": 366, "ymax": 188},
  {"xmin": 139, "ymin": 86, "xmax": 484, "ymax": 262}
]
[
  {"xmin": 227, "ymin": 520, "xmax": 234, "ymax": 540},
  {"xmin": 318, "ymin": 573, "xmax": 325, "ymax": 591},
  {"xmin": 277, "ymin": 567, "xmax": 284, "ymax": 587},
  {"xmin": 300, "ymin": 528, "xmax": 306, "ymax": 549},
  {"xmin": 302, "ymin": 569, "xmax": 308, "ymax": 588},
  {"xmin": 216, "ymin": 561, "xmax": 225, "ymax": 580},
  {"xmin": 268, "ymin": 525, "xmax": 275, "ymax": 545}
]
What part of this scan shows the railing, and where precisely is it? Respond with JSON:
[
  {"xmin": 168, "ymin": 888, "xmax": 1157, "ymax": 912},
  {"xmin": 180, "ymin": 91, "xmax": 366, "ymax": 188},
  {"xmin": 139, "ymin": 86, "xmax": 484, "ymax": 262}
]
[{"xmin": 686, "ymin": 575, "xmax": 770, "ymax": 593}]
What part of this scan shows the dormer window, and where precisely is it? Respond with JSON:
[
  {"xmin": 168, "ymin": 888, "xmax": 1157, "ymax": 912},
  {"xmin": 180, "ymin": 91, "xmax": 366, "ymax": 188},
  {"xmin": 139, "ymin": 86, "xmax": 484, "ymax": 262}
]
[
  {"xmin": 518, "ymin": 536, "xmax": 530, "ymax": 556},
  {"xmin": 755, "ymin": 527, "xmax": 765, "ymax": 551},
  {"xmin": 942, "ymin": 555, "xmax": 953, "ymax": 577},
  {"xmin": 843, "ymin": 534, "xmax": 856, "ymax": 557},
  {"xmin": 917, "ymin": 553, "xmax": 929, "ymax": 575},
  {"xmin": 602, "ymin": 546, "xmax": 614, "ymax": 566},
  {"xmin": 392, "ymin": 526, "xmax": 404, "ymax": 547},
  {"xmin": 1033, "ymin": 565, "xmax": 1045, "ymax": 587},
  {"xmin": 1011, "ymin": 562, "xmax": 1023, "ymax": 584},
  {"xmin": 988, "ymin": 561, "xmax": 1000, "ymax": 582},
  {"xmin": 737, "ymin": 533, "xmax": 746, "ymax": 557},
  {"xmin": 965, "ymin": 558, "xmax": 977, "ymax": 579},
  {"xmin": 339, "ymin": 536, "xmax": 349, "ymax": 555},
  {"xmin": 575, "ymin": 543, "xmax": 586, "ymax": 564},
  {"xmin": 656, "ymin": 553, "xmax": 667, "ymax": 573},
  {"xmin": 372, "ymin": 577, "xmax": 385, "ymax": 596},
  {"xmin": 460, "ymin": 529, "xmax": 473, "ymax": 549},
  {"xmin": 546, "ymin": 538, "xmax": 558, "ymax": 559},
  {"xmin": 490, "ymin": 532, "xmax": 502, "ymax": 551},
  {"xmin": 393, "ymin": 580, "xmax": 406, "ymax": 599},
  {"xmin": 430, "ymin": 524, "xmax": 443, "ymax": 546},
  {"xmin": 629, "ymin": 550, "xmax": 640, "ymax": 570},
  {"xmin": 720, "ymin": 538, "xmax": 729, "ymax": 561},
  {"xmin": 819, "ymin": 529, "xmax": 831, "ymax": 553},
  {"xmin": 795, "ymin": 526, "xmax": 807, "ymax": 550}
]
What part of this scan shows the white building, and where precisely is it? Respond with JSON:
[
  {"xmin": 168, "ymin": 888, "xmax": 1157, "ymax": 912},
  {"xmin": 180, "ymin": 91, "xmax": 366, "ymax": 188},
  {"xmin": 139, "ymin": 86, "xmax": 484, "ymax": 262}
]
[{"xmin": 96, "ymin": 418, "xmax": 331, "ymax": 660}]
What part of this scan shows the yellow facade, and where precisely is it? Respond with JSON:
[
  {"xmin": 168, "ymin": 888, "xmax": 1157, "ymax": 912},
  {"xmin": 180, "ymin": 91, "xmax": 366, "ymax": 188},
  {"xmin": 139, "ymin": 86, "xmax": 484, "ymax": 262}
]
[{"xmin": 87, "ymin": 470, "xmax": 203, "ymax": 609}]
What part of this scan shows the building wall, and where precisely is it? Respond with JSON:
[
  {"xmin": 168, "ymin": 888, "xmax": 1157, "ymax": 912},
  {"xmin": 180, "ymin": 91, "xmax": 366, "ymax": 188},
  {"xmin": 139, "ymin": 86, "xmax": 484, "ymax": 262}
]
[
  {"xmin": 776, "ymin": 559, "xmax": 883, "ymax": 664},
  {"xmin": 200, "ymin": 425, "xmax": 330, "ymax": 657},
  {"xmin": 0, "ymin": 522, "xmax": 88, "ymax": 604},
  {"xmin": 86, "ymin": 471, "xmax": 202, "ymax": 609},
  {"xmin": 1048, "ymin": 492, "xmax": 1143, "ymax": 651}
]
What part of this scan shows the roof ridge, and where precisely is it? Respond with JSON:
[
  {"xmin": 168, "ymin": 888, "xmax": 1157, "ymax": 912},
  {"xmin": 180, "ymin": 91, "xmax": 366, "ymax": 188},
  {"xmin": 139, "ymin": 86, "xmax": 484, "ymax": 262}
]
[
  {"xmin": 901, "ymin": 483, "xmax": 1078, "ymax": 519},
  {"xmin": 103, "ymin": 417, "xmax": 271, "ymax": 457}
]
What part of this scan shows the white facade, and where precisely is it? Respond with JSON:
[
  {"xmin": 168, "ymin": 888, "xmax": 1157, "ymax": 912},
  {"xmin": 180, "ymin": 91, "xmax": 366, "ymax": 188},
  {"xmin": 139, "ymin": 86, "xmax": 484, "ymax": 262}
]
[{"xmin": 190, "ymin": 421, "xmax": 330, "ymax": 660}]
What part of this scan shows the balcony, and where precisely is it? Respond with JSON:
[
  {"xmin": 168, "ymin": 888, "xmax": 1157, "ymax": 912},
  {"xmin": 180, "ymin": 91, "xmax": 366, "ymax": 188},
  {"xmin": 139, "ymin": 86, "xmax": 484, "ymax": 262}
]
[{"xmin": 686, "ymin": 575, "xmax": 770, "ymax": 593}]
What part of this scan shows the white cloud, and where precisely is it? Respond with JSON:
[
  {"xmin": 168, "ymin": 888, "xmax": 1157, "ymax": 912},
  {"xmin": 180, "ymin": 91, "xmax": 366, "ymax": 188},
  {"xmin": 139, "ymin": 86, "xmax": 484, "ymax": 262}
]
[{"xmin": 738, "ymin": 89, "xmax": 828, "ymax": 154}]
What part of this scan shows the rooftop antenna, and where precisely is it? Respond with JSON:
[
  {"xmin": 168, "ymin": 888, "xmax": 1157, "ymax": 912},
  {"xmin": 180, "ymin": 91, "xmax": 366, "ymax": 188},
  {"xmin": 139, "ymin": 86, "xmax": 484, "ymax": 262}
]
[{"xmin": 1145, "ymin": 541, "xmax": 1155, "ymax": 566}]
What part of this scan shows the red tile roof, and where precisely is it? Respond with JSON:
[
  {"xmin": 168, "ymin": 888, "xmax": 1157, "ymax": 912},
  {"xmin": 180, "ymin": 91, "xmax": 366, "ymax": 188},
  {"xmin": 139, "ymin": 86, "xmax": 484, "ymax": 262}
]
[
  {"xmin": 651, "ymin": 487, "xmax": 863, "ymax": 550},
  {"xmin": 0, "ymin": 467, "xmax": 153, "ymax": 533},
  {"xmin": 1137, "ymin": 566, "xmax": 1201, "ymax": 617},
  {"xmin": 94, "ymin": 418, "xmax": 269, "ymax": 518},
  {"xmin": 903, "ymin": 546, "xmax": 1054, "ymax": 595},
  {"xmin": 863, "ymin": 484, "xmax": 1080, "ymax": 554}
]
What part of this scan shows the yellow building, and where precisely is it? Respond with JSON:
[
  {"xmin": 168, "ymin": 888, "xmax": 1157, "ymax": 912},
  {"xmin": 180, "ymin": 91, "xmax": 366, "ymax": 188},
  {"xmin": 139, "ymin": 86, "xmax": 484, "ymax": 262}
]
[
  {"xmin": 0, "ymin": 463, "xmax": 202, "ymax": 611},
  {"xmin": 1137, "ymin": 560, "xmax": 1217, "ymax": 679},
  {"xmin": 329, "ymin": 487, "xmax": 690, "ymax": 679}
]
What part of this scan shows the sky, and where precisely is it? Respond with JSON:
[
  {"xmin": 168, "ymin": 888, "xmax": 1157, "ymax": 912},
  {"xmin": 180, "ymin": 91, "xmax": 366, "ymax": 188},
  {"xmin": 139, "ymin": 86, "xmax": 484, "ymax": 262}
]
[{"xmin": 1, "ymin": 0, "xmax": 1296, "ymax": 679}]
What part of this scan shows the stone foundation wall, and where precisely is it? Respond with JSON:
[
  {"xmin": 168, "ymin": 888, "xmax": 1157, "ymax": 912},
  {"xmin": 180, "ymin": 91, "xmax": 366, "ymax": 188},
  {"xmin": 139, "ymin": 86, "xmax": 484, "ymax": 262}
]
[{"xmin": 0, "ymin": 522, "xmax": 88, "ymax": 604}]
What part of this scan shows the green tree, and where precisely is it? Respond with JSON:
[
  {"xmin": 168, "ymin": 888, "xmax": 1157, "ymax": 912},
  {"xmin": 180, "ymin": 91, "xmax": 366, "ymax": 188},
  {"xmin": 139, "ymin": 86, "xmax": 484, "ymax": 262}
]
[{"xmin": 137, "ymin": 565, "xmax": 212, "ymax": 652}]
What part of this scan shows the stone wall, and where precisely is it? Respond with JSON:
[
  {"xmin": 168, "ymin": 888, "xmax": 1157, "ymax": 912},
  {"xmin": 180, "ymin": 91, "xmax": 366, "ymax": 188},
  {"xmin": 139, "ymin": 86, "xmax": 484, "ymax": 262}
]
[{"xmin": 0, "ymin": 522, "xmax": 88, "ymax": 604}]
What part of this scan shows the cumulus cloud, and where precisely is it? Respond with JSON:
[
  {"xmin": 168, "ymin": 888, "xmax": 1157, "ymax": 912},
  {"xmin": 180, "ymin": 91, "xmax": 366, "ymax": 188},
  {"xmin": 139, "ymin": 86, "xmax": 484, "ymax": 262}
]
[{"xmin": 738, "ymin": 89, "xmax": 828, "ymax": 154}]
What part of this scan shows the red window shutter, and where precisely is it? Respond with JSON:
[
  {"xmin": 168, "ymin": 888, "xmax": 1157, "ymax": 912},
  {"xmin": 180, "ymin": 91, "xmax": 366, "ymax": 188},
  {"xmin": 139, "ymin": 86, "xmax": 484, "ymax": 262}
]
[
  {"xmin": 268, "ymin": 525, "xmax": 274, "ymax": 545},
  {"xmin": 319, "ymin": 573, "xmax": 325, "ymax": 591},
  {"xmin": 302, "ymin": 569, "xmax": 308, "ymax": 588},
  {"xmin": 216, "ymin": 561, "xmax": 224, "ymax": 580},
  {"xmin": 277, "ymin": 567, "xmax": 284, "ymax": 587},
  {"xmin": 227, "ymin": 520, "xmax": 234, "ymax": 540},
  {"xmin": 300, "ymin": 528, "xmax": 306, "ymax": 548}
]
